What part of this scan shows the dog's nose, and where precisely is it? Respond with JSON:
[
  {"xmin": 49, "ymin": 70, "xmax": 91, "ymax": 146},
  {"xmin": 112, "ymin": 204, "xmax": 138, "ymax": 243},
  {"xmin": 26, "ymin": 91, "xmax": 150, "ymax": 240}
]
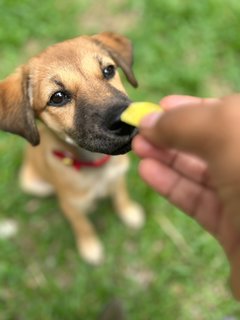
[{"xmin": 107, "ymin": 114, "xmax": 135, "ymax": 136}]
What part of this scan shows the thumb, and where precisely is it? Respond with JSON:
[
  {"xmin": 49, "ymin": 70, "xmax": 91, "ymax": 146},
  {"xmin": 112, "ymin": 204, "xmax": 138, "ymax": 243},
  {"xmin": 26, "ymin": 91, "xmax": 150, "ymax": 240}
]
[{"xmin": 139, "ymin": 98, "xmax": 221, "ymax": 159}]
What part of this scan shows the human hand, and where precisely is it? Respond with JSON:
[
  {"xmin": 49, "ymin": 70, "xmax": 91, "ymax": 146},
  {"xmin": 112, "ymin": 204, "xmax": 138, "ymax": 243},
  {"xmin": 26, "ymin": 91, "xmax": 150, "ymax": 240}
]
[{"xmin": 132, "ymin": 94, "xmax": 240, "ymax": 300}]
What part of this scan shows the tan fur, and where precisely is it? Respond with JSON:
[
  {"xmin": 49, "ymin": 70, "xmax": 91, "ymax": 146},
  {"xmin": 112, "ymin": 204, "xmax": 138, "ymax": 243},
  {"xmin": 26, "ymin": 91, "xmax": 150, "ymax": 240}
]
[{"xmin": 0, "ymin": 32, "xmax": 144, "ymax": 264}]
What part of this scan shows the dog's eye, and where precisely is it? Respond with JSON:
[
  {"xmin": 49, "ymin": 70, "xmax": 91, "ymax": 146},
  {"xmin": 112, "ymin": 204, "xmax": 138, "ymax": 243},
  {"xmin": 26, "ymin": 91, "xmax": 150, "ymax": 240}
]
[
  {"xmin": 48, "ymin": 91, "xmax": 71, "ymax": 107},
  {"xmin": 102, "ymin": 65, "xmax": 116, "ymax": 80}
]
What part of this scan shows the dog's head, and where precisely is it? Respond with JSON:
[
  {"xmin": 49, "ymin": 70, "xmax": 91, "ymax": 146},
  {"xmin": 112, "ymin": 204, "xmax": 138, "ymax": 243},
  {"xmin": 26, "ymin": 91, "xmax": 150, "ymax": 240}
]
[{"xmin": 0, "ymin": 32, "xmax": 138, "ymax": 155}]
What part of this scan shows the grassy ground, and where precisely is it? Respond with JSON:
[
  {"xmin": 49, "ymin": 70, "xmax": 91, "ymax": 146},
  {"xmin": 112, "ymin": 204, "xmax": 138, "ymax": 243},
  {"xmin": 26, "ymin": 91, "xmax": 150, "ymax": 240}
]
[{"xmin": 1, "ymin": 0, "xmax": 240, "ymax": 319}]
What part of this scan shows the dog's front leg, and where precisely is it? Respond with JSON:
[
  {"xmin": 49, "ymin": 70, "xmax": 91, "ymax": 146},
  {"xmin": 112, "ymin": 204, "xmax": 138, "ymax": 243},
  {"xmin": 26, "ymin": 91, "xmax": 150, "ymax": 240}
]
[
  {"xmin": 59, "ymin": 198, "xmax": 104, "ymax": 265},
  {"xmin": 111, "ymin": 177, "xmax": 145, "ymax": 230}
]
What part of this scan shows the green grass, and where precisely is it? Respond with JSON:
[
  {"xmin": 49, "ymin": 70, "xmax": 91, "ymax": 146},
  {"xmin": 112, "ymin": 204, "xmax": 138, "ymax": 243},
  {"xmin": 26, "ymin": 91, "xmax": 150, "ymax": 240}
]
[{"xmin": 1, "ymin": 0, "xmax": 240, "ymax": 319}]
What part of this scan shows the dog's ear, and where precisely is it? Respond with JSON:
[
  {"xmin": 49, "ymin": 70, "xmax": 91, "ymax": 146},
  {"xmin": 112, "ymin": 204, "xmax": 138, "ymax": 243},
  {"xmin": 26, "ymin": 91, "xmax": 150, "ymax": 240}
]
[
  {"xmin": 92, "ymin": 32, "xmax": 138, "ymax": 88},
  {"xmin": 0, "ymin": 67, "xmax": 40, "ymax": 145}
]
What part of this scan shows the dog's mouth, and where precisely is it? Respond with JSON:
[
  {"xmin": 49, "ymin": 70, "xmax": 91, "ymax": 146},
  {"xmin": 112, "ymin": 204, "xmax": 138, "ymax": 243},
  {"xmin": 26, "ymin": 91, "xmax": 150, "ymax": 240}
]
[
  {"xmin": 107, "ymin": 115, "xmax": 135, "ymax": 136},
  {"xmin": 110, "ymin": 140, "xmax": 133, "ymax": 155},
  {"xmin": 98, "ymin": 104, "xmax": 137, "ymax": 154},
  {"xmin": 68, "ymin": 126, "xmax": 136, "ymax": 155}
]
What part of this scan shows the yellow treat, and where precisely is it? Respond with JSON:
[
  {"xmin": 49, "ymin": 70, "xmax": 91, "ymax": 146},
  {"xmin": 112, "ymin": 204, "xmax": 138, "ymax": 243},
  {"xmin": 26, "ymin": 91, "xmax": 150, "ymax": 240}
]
[{"xmin": 121, "ymin": 102, "xmax": 163, "ymax": 127}]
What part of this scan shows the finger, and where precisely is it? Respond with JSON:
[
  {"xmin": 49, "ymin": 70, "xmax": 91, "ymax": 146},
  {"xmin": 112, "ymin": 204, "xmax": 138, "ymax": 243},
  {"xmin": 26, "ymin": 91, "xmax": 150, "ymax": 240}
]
[
  {"xmin": 230, "ymin": 253, "xmax": 240, "ymax": 301},
  {"xmin": 139, "ymin": 158, "xmax": 219, "ymax": 234},
  {"xmin": 132, "ymin": 135, "xmax": 176, "ymax": 163},
  {"xmin": 133, "ymin": 135, "xmax": 209, "ymax": 185},
  {"xmin": 139, "ymin": 98, "xmax": 221, "ymax": 158},
  {"xmin": 160, "ymin": 95, "xmax": 207, "ymax": 110}
]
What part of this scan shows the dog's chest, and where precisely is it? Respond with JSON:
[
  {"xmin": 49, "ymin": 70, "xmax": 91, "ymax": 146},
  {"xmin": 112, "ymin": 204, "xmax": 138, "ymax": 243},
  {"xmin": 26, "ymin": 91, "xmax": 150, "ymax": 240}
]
[
  {"xmin": 77, "ymin": 159, "xmax": 127, "ymax": 194},
  {"xmin": 54, "ymin": 155, "xmax": 129, "ymax": 211}
]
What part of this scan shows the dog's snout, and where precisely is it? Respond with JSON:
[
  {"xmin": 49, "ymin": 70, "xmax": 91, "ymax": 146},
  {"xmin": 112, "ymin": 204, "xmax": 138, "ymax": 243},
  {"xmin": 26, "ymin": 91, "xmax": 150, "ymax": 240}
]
[
  {"xmin": 108, "ymin": 114, "xmax": 123, "ymax": 132},
  {"xmin": 107, "ymin": 113, "xmax": 135, "ymax": 136}
]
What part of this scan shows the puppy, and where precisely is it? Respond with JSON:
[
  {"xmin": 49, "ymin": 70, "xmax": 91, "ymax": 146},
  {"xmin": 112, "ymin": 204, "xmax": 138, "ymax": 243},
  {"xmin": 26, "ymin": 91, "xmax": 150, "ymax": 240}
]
[{"xmin": 0, "ymin": 32, "xmax": 144, "ymax": 264}]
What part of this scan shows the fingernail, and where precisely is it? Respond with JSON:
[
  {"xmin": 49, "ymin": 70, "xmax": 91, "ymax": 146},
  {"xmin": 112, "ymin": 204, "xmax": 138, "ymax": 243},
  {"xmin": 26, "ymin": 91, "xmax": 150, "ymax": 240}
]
[{"xmin": 140, "ymin": 112, "xmax": 163, "ymax": 128}]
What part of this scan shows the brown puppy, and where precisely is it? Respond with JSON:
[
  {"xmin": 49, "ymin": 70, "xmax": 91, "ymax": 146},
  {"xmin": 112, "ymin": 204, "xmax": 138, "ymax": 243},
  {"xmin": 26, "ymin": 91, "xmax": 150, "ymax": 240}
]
[{"xmin": 0, "ymin": 32, "xmax": 144, "ymax": 264}]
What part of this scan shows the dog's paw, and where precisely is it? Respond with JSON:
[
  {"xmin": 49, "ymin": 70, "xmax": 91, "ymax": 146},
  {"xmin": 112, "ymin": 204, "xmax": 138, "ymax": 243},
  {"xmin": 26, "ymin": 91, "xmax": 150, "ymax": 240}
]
[
  {"xmin": 19, "ymin": 165, "xmax": 54, "ymax": 197},
  {"xmin": 119, "ymin": 202, "xmax": 145, "ymax": 230},
  {"xmin": 78, "ymin": 238, "xmax": 104, "ymax": 266}
]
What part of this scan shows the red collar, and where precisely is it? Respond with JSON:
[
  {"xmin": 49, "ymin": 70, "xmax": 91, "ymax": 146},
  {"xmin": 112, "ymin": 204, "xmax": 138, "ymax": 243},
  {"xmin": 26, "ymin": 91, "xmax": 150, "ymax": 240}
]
[{"xmin": 53, "ymin": 150, "xmax": 111, "ymax": 170}]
